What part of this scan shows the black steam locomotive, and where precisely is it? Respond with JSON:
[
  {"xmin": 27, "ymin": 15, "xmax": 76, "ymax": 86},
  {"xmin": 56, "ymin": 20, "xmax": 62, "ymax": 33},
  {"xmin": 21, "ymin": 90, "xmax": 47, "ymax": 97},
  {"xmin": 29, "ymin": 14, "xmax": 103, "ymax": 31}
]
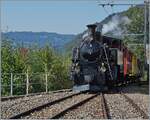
[
  {"xmin": 70, "ymin": 24, "xmax": 114, "ymax": 92},
  {"xmin": 70, "ymin": 24, "xmax": 142, "ymax": 92}
]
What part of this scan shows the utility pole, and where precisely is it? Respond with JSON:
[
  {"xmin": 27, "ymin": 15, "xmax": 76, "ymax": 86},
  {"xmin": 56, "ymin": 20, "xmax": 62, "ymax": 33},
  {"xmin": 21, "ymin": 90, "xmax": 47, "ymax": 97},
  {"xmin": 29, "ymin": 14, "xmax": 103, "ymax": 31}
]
[
  {"xmin": 26, "ymin": 69, "xmax": 29, "ymax": 95},
  {"xmin": 144, "ymin": 0, "xmax": 149, "ymax": 83},
  {"xmin": 144, "ymin": 1, "xmax": 148, "ymax": 66},
  {"xmin": 45, "ymin": 64, "xmax": 48, "ymax": 93}
]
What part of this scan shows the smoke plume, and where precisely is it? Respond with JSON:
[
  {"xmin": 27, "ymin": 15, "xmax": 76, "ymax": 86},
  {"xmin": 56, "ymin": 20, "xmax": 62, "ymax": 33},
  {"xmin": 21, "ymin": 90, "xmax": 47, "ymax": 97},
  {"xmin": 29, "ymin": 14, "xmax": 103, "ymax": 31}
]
[{"xmin": 102, "ymin": 15, "xmax": 131, "ymax": 36}]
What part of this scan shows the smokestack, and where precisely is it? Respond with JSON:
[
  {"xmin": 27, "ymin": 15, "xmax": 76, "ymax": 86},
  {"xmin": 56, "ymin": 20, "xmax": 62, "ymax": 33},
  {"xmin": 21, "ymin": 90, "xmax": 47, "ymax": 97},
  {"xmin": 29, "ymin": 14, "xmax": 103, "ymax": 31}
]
[{"xmin": 87, "ymin": 24, "xmax": 97, "ymax": 41}]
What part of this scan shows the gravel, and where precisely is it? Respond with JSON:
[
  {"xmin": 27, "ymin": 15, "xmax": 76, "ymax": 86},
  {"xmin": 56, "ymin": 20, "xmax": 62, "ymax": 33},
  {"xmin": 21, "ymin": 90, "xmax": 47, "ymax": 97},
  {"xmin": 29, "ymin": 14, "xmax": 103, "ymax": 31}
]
[
  {"xmin": 105, "ymin": 93, "xmax": 146, "ymax": 119},
  {"xmin": 1, "ymin": 91, "xmax": 75, "ymax": 119},
  {"xmin": 23, "ymin": 93, "xmax": 93, "ymax": 119},
  {"xmin": 60, "ymin": 95, "xmax": 105, "ymax": 119},
  {"xmin": 121, "ymin": 85, "xmax": 149, "ymax": 115},
  {"xmin": 2, "ymin": 85, "xmax": 149, "ymax": 119},
  {"xmin": 123, "ymin": 94, "xmax": 149, "ymax": 115}
]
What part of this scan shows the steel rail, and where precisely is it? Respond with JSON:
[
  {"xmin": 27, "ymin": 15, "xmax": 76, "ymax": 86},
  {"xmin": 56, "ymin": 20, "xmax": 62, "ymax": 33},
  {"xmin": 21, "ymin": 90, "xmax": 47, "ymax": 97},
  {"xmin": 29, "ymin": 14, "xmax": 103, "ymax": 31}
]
[
  {"xmin": 8, "ymin": 91, "xmax": 79, "ymax": 119},
  {"xmin": 50, "ymin": 93, "xmax": 98, "ymax": 119},
  {"xmin": 101, "ymin": 93, "xmax": 110, "ymax": 119},
  {"xmin": 121, "ymin": 93, "xmax": 149, "ymax": 119},
  {"xmin": 1, "ymin": 89, "xmax": 72, "ymax": 101}
]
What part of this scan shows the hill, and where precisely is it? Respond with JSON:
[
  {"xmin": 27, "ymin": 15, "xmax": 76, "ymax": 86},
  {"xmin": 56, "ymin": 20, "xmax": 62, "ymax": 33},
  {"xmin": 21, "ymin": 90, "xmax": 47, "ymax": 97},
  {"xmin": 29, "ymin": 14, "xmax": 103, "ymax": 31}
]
[{"xmin": 2, "ymin": 32, "xmax": 75, "ymax": 52}]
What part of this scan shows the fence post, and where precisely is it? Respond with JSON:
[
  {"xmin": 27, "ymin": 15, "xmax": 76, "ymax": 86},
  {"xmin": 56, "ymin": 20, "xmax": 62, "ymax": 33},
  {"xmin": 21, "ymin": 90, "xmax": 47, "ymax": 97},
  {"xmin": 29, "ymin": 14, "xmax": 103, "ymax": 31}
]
[
  {"xmin": 26, "ymin": 71, "xmax": 29, "ymax": 95},
  {"xmin": 45, "ymin": 73, "xmax": 48, "ymax": 93},
  {"xmin": 10, "ymin": 73, "xmax": 13, "ymax": 96}
]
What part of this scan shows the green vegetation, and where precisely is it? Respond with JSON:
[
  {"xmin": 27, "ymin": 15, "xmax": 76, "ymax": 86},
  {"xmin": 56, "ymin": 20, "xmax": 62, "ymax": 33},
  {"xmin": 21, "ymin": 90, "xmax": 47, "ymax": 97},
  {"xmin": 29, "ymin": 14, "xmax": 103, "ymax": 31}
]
[
  {"xmin": 123, "ymin": 6, "xmax": 145, "ymax": 62},
  {"xmin": 122, "ymin": 6, "xmax": 149, "ymax": 82},
  {"xmin": 1, "ymin": 39, "xmax": 73, "ymax": 96}
]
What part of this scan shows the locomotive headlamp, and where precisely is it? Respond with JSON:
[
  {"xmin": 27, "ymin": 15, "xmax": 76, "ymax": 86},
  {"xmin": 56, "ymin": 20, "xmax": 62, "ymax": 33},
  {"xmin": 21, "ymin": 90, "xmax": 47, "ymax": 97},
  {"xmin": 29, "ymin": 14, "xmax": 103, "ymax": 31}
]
[{"xmin": 100, "ymin": 63, "xmax": 106, "ymax": 72}]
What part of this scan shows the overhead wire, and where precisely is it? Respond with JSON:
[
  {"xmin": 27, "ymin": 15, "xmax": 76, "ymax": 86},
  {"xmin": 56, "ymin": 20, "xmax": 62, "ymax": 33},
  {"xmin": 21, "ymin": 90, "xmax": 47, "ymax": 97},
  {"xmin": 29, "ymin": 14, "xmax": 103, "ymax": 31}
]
[
  {"xmin": 103, "ymin": 6, "xmax": 111, "ymax": 15},
  {"xmin": 97, "ymin": 0, "xmax": 111, "ymax": 15}
]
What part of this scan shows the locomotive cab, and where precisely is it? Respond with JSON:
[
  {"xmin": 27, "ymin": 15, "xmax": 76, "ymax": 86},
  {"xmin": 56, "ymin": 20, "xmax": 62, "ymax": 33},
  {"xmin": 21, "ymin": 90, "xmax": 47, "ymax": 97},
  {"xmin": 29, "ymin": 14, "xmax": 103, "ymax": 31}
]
[{"xmin": 108, "ymin": 48, "xmax": 123, "ymax": 86}]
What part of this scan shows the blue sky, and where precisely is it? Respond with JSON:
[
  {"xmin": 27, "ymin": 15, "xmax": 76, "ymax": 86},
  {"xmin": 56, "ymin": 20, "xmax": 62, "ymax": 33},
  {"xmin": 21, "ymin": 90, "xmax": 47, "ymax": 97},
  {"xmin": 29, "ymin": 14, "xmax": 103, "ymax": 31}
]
[{"xmin": 1, "ymin": 0, "xmax": 144, "ymax": 34}]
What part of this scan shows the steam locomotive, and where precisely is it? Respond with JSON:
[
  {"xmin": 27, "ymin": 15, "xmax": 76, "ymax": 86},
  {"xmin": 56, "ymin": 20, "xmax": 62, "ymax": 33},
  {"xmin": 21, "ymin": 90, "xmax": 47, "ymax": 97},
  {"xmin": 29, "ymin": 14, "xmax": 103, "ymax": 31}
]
[{"xmin": 70, "ymin": 24, "xmax": 141, "ymax": 92}]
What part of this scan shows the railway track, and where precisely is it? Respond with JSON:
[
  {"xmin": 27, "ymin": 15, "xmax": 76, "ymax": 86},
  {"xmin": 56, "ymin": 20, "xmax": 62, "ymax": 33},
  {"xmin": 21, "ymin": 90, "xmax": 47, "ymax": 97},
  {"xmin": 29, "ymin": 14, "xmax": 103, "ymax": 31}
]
[
  {"xmin": 105, "ymin": 91, "xmax": 149, "ymax": 119},
  {"xmin": 3, "ymin": 92, "xmax": 110, "ymax": 119},
  {"xmin": 8, "ymin": 92, "xmax": 81, "ymax": 119},
  {"xmin": 1, "ymin": 90, "xmax": 75, "ymax": 119},
  {"xmin": 53, "ymin": 93, "xmax": 109, "ymax": 119},
  {"xmin": 50, "ymin": 93, "xmax": 98, "ymax": 119},
  {"xmin": 2, "ymin": 89, "xmax": 148, "ymax": 119},
  {"xmin": 1, "ymin": 89, "xmax": 72, "ymax": 101},
  {"xmin": 120, "ymin": 93, "xmax": 149, "ymax": 119},
  {"xmin": 20, "ymin": 93, "xmax": 97, "ymax": 119},
  {"xmin": 101, "ymin": 93, "xmax": 110, "ymax": 119}
]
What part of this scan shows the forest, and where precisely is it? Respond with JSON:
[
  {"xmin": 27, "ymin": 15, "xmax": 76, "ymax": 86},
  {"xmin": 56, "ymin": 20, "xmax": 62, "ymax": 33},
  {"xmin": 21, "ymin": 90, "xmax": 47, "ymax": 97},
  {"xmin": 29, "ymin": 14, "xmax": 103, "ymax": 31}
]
[{"xmin": 1, "ymin": 39, "xmax": 73, "ymax": 96}]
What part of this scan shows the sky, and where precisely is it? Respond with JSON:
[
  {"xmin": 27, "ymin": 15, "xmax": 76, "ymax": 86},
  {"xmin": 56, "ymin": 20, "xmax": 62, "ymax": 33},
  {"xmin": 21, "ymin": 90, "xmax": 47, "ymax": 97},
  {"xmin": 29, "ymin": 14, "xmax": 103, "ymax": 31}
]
[{"xmin": 1, "ymin": 0, "xmax": 144, "ymax": 34}]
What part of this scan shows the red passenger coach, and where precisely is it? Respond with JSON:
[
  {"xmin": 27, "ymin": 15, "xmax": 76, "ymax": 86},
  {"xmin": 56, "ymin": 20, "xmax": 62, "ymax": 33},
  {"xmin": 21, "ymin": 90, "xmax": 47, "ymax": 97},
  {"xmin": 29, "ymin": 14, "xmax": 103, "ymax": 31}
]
[{"xmin": 102, "ymin": 36, "xmax": 141, "ymax": 86}]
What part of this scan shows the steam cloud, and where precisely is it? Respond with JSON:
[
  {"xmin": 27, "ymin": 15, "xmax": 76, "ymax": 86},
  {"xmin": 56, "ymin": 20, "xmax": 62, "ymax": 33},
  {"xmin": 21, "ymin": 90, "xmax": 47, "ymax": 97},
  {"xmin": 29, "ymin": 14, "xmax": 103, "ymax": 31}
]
[{"xmin": 102, "ymin": 15, "xmax": 131, "ymax": 36}]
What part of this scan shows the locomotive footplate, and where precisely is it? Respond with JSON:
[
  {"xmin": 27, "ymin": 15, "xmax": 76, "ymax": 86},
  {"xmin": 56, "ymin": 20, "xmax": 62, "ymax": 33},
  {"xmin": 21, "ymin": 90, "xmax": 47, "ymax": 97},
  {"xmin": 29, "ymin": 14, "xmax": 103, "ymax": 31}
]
[{"xmin": 73, "ymin": 84, "xmax": 108, "ymax": 92}]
